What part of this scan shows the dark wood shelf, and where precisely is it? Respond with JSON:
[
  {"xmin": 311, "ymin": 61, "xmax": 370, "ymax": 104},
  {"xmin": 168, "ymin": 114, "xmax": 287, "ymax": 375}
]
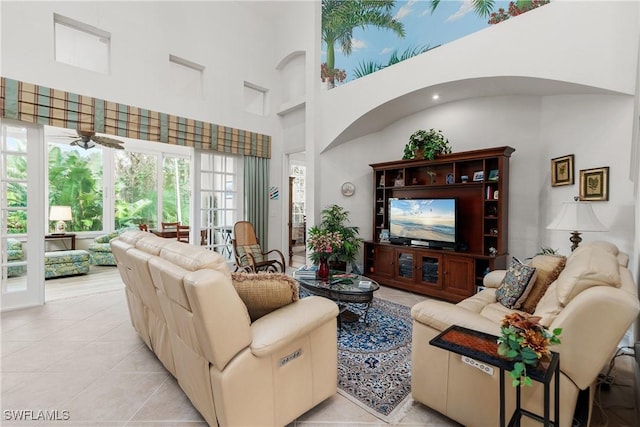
[{"xmin": 366, "ymin": 146, "xmax": 514, "ymax": 302}]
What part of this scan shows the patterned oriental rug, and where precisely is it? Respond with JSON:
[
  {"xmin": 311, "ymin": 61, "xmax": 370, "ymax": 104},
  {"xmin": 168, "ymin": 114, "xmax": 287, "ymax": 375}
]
[{"xmin": 336, "ymin": 297, "xmax": 414, "ymax": 422}]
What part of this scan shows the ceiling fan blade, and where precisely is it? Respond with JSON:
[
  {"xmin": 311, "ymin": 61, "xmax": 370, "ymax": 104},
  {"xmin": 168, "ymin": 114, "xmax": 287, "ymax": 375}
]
[{"xmin": 92, "ymin": 135, "xmax": 125, "ymax": 149}]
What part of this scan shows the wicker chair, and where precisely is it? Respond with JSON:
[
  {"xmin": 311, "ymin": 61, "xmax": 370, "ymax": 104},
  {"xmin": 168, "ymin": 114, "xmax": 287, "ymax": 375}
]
[{"xmin": 232, "ymin": 221, "xmax": 285, "ymax": 273}]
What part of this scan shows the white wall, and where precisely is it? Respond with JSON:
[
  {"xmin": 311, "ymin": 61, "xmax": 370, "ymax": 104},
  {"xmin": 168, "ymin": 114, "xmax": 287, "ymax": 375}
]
[
  {"xmin": 319, "ymin": 0, "xmax": 639, "ymax": 151},
  {"xmin": 319, "ymin": 93, "xmax": 636, "ymax": 261},
  {"xmin": 1, "ymin": 2, "xmax": 280, "ymax": 136}
]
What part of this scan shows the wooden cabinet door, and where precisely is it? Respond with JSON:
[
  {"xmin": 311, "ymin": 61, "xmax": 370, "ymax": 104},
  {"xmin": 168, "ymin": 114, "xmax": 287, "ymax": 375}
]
[
  {"xmin": 443, "ymin": 255, "xmax": 475, "ymax": 297},
  {"xmin": 373, "ymin": 244, "xmax": 395, "ymax": 280}
]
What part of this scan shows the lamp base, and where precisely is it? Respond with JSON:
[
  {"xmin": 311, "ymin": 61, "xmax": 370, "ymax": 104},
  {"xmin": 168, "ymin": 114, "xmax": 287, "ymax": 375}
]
[
  {"xmin": 569, "ymin": 231, "xmax": 582, "ymax": 252},
  {"xmin": 55, "ymin": 221, "xmax": 67, "ymax": 234}
]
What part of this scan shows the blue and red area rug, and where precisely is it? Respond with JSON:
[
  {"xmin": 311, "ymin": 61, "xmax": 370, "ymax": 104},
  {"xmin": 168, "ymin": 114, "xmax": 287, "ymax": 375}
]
[{"xmin": 336, "ymin": 297, "xmax": 413, "ymax": 422}]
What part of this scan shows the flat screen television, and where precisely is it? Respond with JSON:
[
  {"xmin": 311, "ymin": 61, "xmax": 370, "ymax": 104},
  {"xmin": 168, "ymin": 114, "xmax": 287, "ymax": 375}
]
[{"xmin": 389, "ymin": 198, "xmax": 457, "ymax": 249}]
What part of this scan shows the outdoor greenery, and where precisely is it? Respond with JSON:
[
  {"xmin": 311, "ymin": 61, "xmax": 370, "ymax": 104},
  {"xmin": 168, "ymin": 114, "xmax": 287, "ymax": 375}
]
[
  {"xmin": 5, "ymin": 141, "xmax": 190, "ymax": 234},
  {"xmin": 49, "ymin": 145, "xmax": 104, "ymax": 232}
]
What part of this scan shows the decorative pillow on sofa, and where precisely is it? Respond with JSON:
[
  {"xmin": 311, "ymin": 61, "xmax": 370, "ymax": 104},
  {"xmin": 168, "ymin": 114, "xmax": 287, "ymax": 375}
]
[
  {"xmin": 231, "ymin": 272, "xmax": 299, "ymax": 321},
  {"xmin": 520, "ymin": 255, "xmax": 567, "ymax": 314},
  {"xmin": 495, "ymin": 258, "xmax": 537, "ymax": 309}
]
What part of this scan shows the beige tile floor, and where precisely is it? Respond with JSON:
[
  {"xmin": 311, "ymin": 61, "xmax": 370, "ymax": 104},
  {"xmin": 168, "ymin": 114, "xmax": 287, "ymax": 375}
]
[{"xmin": 1, "ymin": 272, "xmax": 636, "ymax": 426}]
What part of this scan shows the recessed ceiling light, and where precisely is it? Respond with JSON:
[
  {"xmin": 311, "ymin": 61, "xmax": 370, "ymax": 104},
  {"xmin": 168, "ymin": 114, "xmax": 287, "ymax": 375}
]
[{"xmin": 432, "ymin": 94, "xmax": 440, "ymax": 100}]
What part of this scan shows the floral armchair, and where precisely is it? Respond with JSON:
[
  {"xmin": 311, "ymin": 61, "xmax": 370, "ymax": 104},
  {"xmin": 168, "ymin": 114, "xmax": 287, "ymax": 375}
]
[
  {"xmin": 87, "ymin": 231, "xmax": 119, "ymax": 266},
  {"xmin": 7, "ymin": 238, "xmax": 26, "ymax": 277}
]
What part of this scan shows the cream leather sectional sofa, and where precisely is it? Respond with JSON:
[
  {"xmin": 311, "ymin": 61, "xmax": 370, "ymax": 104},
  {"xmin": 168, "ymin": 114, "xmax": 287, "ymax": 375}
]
[
  {"xmin": 411, "ymin": 241, "xmax": 639, "ymax": 427},
  {"xmin": 111, "ymin": 230, "xmax": 339, "ymax": 427}
]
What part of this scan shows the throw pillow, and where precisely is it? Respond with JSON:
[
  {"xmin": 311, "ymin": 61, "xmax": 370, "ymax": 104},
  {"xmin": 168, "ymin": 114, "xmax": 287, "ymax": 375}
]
[
  {"xmin": 520, "ymin": 255, "xmax": 567, "ymax": 314},
  {"xmin": 235, "ymin": 244, "xmax": 265, "ymax": 266},
  {"xmin": 231, "ymin": 272, "xmax": 299, "ymax": 321},
  {"xmin": 496, "ymin": 258, "xmax": 537, "ymax": 309}
]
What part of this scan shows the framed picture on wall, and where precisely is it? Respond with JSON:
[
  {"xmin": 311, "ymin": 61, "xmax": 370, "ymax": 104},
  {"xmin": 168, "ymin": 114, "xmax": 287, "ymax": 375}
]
[
  {"xmin": 551, "ymin": 154, "xmax": 574, "ymax": 187},
  {"xmin": 579, "ymin": 166, "xmax": 609, "ymax": 201}
]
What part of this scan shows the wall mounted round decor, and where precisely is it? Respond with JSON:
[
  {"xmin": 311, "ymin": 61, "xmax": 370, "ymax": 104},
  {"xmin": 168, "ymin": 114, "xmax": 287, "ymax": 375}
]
[{"xmin": 341, "ymin": 182, "xmax": 355, "ymax": 197}]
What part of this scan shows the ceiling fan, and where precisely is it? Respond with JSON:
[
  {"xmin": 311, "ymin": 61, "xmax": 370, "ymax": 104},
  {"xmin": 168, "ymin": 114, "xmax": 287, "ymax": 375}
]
[{"xmin": 66, "ymin": 130, "xmax": 125, "ymax": 150}]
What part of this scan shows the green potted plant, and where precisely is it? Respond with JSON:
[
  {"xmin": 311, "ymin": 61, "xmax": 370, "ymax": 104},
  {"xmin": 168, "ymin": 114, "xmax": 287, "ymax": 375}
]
[
  {"xmin": 497, "ymin": 313, "xmax": 562, "ymax": 387},
  {"xmin": 402, "ymin": 128, "xmax": 452, "ymax": 160},
  {"xmin": 308, "ymin": 204, "xmax": 361, "ymax": 271}
]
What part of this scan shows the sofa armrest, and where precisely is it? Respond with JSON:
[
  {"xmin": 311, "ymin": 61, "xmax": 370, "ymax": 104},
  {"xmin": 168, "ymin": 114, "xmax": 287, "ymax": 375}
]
[
  {"xmin": 411, "ymin": 299, "xmax": 501, "ymax": 336},
  {"xmin": 483, "ymin": 270, "xmax": 506, "ymax": 288},
  {"xmin": 250, "ymin": 296, "xmax": 339, "ymax": 357}
]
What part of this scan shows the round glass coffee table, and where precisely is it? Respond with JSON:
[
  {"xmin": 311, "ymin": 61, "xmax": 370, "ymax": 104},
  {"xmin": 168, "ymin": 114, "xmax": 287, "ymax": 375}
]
[{"xmin": 294, "ymin": 273, "xmax": 380, "ymax": 326}]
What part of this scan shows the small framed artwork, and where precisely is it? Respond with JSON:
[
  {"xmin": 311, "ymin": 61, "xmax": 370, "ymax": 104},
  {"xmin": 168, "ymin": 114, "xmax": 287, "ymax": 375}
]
[
  {"xmin": 472, "ymin": 170, "xmax": 484, "ymax": 182},
  {"xmin": 380, "ymin": 229, "xmax": 390, "ymax": 242},
  {"xmin": 487, "ymin": 169, "xmax": 499, "ymax": 181},
  {"xmin": 579, "ymin": 166, "xmax": 609, "ymax": 201},
  {"xmin": 551, "ymin": 154, "xmax": 574, "ymax": 187},
  {"xmin": 446, "ymin": 173, "xmax": 454, "ymax": 184}
]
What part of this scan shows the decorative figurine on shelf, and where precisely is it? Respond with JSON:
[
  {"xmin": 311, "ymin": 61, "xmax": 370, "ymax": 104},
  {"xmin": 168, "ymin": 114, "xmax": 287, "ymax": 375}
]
[
  {"xmin": 394, "ymin": 172, "xmax": 404, "ymax": 187},
  {"xmin": 490, "ymin": 228, "xmax": 499, "ymax": 235},
  {"xmin": 483, "ymin": 267, "xmax": 491, "ymax": 276},
  {"xmin": 426, "ymin": 169, "xmax": 436, "ymax": 184},
  {"xmin": 379, "ymin": 175, "xmax": 385, "ymax": 187},
  {"xmin": 489, "ymin": 247, "xmax": 498, "ymax": 257}
]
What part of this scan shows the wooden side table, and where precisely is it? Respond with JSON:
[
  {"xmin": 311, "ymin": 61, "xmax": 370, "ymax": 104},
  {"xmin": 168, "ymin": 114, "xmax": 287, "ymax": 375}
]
[
  {"xmin": 430, "ymin": 325, "xmax": 560, "ymax": 427},
  {"xmin": 45, "ymin": 233, "xmax": 76, "ymax": 250}
]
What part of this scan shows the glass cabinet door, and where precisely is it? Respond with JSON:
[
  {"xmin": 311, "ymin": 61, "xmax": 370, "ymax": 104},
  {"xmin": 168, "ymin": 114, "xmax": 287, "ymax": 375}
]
[
  {"xmin": 396, "ymin": 250, "xmax": 415, "ymax": 282},
  {"xmin": 419, "ymin": 254, "xmax": 442, "ymax": 289}
]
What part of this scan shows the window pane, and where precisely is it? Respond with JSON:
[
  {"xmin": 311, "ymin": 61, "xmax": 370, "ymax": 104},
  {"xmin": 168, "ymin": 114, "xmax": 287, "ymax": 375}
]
[
  {"xmin": 162, "ymin": 155, "xmax": 190, "ymax": 225},
  {"xmin": 6, "ymin": 155, "xmax": 27, "ymax": 179},
  {"xmin": 7, "ymin": 210, "xmax": 27, "ymax": 234},
  {"xmin": 114, "ymin": 151, "xmax": 157, "ymax": 229},
  {"xmin": 48, "ymin": 143, "xmax": 103, "ymax": 232},
  {"xmin": 7, "ymin": 183, "xmax": 27, "ymax": 207},
  {"xmin": 54, "ymin": 15, "xmax": 110, "ymax": 74}
]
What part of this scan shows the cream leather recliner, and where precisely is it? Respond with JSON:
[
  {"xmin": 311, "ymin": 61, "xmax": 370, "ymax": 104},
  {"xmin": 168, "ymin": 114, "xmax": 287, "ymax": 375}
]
[
  {"xmin": 111, "ymin": 231, "xmax": 339, "ymax": 427},
  {"xmin": 411, "ymin": 241, "xmax": 639, "ymax": 427}
]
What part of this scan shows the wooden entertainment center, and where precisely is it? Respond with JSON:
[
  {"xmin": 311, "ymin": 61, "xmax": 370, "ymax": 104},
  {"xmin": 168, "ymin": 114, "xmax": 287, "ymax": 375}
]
[{"xmin": 364, "ymin": 146, "xmax": 515, "ymax": 302}]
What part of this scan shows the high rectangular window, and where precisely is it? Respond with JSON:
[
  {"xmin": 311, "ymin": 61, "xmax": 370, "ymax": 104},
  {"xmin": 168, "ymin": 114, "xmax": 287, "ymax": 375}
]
[{"xmin": 54, "ymin": 13, "xmax": 110, "ymax": 74}]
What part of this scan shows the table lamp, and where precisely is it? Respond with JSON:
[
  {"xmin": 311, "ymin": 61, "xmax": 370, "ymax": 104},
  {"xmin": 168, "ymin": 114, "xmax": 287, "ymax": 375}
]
[
  {"xmin": 546, "ymin": 197, "xmax": 606, "ymax": 251},
  {"xmin": 49, "ymin": 206, "xmax": 72, "ymax": 234}
]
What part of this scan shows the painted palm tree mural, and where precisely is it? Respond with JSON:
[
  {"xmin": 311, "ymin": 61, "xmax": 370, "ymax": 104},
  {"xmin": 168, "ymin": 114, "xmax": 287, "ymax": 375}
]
[{"xmin": 322, "ymin": 0, "xmax": 550, "ymax": 86}]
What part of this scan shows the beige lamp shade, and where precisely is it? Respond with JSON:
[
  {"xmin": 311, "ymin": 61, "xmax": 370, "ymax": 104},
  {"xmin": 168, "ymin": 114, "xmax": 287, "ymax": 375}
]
[
  {"xmin": 49, "ymin": 206, "xmax": 72, "ymax": 233},
  {"xmin": 546, "ymin": 201, "xmax": 606, "ymax": 251}
]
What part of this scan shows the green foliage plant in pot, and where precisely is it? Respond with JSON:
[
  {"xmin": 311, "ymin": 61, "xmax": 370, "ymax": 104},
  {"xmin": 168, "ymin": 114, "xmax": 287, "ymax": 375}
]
[
  {"xmin": 497, "ymin": 313, "xmax": 562, "ymax": 387},
  {"xmin": 308, "ymin": 204, "xmax": 361, "ymax": 271},
  {"xmin": 402, "ymin": 128, "xmax": 452, "ymax": 160}
]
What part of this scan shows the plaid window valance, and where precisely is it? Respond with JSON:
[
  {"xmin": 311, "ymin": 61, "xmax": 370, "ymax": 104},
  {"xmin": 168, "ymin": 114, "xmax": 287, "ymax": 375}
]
[{"xmin": 0, "ymin": 77, "xmax": 270, "ymax": 158}]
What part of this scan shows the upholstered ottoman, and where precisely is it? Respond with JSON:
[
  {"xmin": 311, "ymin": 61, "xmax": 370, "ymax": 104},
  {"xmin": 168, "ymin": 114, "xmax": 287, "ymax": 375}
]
[
  {"xmin": 44, "ymin": 250, "xmax": 90, "ymax": 279},
  {"xmin": 7, "ymin": 238, "xmax": 26, "ymax": 277}
]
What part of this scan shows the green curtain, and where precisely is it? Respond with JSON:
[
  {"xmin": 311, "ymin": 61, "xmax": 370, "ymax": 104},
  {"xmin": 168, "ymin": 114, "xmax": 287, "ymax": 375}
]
[{"xmin": 244, "ymin": 156, "xmax": 270, "ymax": 248}]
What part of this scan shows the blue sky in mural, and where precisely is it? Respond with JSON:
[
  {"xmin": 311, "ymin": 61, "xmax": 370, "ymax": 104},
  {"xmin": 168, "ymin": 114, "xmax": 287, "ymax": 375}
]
[{"xmin": 322, "ymin": 0, "xmax": 511, "ymax": 84}]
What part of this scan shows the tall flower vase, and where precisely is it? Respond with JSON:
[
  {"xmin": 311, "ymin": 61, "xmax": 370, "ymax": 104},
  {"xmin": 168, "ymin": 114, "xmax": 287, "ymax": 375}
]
[{"xmin": 317, "ymin": 257, "xmax": 330, "ymax": 281}]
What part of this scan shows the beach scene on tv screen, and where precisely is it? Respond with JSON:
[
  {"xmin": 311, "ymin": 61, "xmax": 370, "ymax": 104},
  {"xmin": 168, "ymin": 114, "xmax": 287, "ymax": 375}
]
[{"xmin": 390, "ymin": 199, "xmax": 456, "ymax": 243}]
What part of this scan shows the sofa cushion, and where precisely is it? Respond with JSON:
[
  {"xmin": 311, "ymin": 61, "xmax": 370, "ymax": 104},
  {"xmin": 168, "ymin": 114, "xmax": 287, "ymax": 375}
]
[
  {"xmin": 231, "ymin": 272, "xmax": 299, "ymax": 321},
  {"xmin": 532, "ymin": 281, "xmax": 563, "ymax": 327},
  {"xmin": 495, "ymin": 258, "xmax": 537, "ymax": 309},
  {"xmin": 520, "ymin": 255, "xmax": 566, "ymax": 314},
  {"xmin": 556, "ymin": 246, "xmax": 620, "ymax": 306}
]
